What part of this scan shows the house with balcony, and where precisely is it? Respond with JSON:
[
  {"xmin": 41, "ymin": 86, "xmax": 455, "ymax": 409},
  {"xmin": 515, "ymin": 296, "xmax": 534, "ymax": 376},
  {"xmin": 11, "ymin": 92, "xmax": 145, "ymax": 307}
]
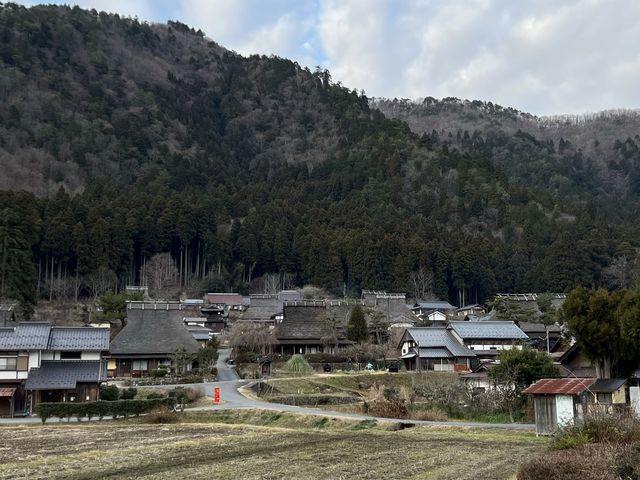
[{"xmin": 0, "ymin": 322, "xmax": 109, "ymax": 417}]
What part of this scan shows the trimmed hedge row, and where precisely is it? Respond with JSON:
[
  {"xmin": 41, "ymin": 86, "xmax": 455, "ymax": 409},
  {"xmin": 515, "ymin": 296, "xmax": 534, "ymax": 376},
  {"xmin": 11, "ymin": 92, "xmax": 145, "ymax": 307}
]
[{"xmin": 35, "ymin": 398, "xmax": 176, "ymax": 423}]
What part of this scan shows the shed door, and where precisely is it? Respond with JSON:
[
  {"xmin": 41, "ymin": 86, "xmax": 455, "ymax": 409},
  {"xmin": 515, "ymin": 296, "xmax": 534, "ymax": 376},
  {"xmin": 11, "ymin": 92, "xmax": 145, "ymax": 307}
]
[{"xmin": 534, "ymin": 395, "xmax": 557, "ymax": 435}]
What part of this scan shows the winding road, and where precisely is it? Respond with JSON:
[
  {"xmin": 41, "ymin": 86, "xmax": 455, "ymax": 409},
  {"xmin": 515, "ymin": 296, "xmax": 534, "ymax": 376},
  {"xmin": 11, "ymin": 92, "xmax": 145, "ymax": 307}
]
[
  {"xmin": 0, "ymin": 349, "xmax": 534, "ymax": 429},
  {"xmin": 184, "ymin": 349, "xmax": 535, "ymax": 430}
]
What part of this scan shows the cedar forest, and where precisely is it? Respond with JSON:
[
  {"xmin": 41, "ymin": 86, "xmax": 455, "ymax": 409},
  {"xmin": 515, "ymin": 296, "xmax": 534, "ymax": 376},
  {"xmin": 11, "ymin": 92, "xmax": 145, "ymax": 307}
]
[{"xmin": 2, "ymin": 4, "xmax": 640, "ymax": 316}]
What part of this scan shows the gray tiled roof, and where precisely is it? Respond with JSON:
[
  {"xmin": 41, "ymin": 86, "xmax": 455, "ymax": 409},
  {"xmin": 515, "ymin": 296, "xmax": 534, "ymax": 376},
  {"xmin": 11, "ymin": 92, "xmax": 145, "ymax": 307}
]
[
  {"xmin": 0, "ymin": 323, "xmax": 109, "ymax": 351},
  {"xmin": 406, "ymin": 328, "xmax": 475, "ymax": 357},
  {"xmin": 48, "ymin": 327, "xmax": 110, "ymax": 351},
  {"xmin": 110, "ymin": 308, "xmax": 201, "ymax": 356},
  {"xmin": 0, "ymin": 323, "xmax": 51, "ymax": 350},
  {"xmin": 412, "ymin": 301, "xmax": 455, "ymax": 310},
  {"xmin": 25, "ymin": 361, "xmax": 106, "ymax": 390},
  {"xmin": 186, "ymin": 326, "xmax": 211, "ymax": 341},
  {"xmin": 449, "ymin": 321, "xmax": 528, "ymax": 340},
  {"xmin": 417, "ymin": 348, "xmax": 453, "ymax": 359}
]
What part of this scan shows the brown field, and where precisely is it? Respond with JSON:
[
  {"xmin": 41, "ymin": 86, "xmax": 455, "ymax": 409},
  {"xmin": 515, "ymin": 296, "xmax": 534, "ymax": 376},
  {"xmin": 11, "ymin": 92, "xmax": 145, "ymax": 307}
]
[{"xmin": 0, "ymin": 410, "xmax": 546, "ymax": 480}]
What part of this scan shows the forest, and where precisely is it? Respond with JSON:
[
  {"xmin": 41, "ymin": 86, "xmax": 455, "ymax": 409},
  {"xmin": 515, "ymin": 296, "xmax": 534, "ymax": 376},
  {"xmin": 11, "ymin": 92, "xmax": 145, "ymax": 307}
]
[{"xmin": 1, "ymin": 4, "xmax": 640, "ymax": 316}]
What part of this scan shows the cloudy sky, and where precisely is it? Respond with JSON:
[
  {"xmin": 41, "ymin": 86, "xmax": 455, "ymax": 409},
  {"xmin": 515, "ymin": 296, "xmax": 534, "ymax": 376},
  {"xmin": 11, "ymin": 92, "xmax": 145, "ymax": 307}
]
[{"xmin": 17, "ymin": 0, "xmax": 640, "ymax": 115}]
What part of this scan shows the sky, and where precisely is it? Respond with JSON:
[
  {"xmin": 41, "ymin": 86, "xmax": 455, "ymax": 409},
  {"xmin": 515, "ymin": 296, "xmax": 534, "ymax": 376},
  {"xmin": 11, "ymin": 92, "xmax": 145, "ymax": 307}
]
[{"xmin": 16, "ymin": 0, "xmax": 640, "ymax": 115}]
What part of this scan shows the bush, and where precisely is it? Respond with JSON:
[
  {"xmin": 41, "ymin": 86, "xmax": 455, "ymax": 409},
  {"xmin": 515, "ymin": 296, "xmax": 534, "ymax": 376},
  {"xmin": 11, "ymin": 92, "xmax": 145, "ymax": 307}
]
[
  {"xmin": 553, "ymin": 414, "xmax": 640, "ymax": 448},
  {"xmin": 364, "ymin": 385, "xmax": 410, "ymax": 419},
  {"xmin": 100, "ymin": 384, "xmax": 120, "ymax": 401},
  {"xmin": 120, "ymin": 387, "xmax": 137, "ymax": 400},
  {"xmin": 35, "ymin": 398, "xmax": 176, "ymax": 424},
  {"xmin": 143, "ymin": 405, "xmax": 179, "ymax": 424},
  {"xmin": 517, "ymin": 444, "xmax": 620, "ymax": 480},
  {"xmin": 185, "ymin": 387, "xmax": 203, "ymax": 403},
  {"xmin": 150, "ymin": 367, "xmax": 168, "ymax": 378},
  {"xmin": 284, "ymin": 355, "xmax": 313, "ymax": 375}
]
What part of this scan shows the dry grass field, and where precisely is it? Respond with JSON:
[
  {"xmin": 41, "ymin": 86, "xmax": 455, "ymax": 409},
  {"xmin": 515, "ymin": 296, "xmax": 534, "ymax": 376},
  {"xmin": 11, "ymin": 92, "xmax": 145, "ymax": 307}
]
[{"xmin": 0, "ymin": 410, "xmax": 546, "ymax": 480}]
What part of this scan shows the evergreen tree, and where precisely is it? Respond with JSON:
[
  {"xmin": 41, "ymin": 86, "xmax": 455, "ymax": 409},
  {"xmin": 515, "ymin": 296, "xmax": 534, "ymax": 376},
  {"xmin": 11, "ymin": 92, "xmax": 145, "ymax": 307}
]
[{"xmin": 347, "ymin": 305, "xmax": 368, "ymax": 343}]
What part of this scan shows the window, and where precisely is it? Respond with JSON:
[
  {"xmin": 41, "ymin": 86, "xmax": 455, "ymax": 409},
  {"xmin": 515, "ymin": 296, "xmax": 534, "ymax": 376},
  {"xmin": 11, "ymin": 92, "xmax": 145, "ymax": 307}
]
[
  {"xmin": 133, "ymin": 360, "xmax": 148, "ymax": 371},
  {"xmin": 596, "ymin": 392, "xmax": 613, "ymax": 403},
  {"xmin": 60, "ymin": 351, "xmax": 82, "ymax": 359},
  {"xmin": 0, "ymin": 357, "xmax": 17, "ymax": 370}
]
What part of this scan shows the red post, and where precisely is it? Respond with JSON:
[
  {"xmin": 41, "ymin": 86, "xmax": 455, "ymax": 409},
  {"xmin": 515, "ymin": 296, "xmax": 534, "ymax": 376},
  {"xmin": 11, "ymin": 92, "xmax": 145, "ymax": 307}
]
[{"xmin": 214, "ymin": 387, "xmax": 220, "ymax": 404}]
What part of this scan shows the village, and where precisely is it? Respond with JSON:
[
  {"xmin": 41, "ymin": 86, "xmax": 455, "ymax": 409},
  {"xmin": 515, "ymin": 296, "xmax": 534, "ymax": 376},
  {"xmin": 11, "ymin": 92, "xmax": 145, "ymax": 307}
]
[{"xmin": 0, "ymin": 288, "xmax": 634, "ymax": 438}]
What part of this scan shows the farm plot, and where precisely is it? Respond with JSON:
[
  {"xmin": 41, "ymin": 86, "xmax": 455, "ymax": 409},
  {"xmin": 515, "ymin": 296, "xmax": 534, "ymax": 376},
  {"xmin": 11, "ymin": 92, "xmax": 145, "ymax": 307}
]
[{"xmin": 0, "ymin": 412, "xmax": 545, "ymax": 480}]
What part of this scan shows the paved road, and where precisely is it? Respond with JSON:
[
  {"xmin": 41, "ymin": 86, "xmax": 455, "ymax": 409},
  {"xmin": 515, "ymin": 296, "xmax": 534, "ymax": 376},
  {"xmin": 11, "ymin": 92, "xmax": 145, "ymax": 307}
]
[{"xmin": 0, "ymin": 350, "xmax": 534, "ymax": 430}]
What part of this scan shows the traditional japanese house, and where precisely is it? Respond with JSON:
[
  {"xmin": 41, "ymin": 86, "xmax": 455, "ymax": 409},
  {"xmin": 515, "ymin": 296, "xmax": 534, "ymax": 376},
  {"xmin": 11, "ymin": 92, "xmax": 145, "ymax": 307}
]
[
  {"xmin": 274, "ymin": 304, "xmax": 351, "ymax": 355},
  {"xmin": 109, "ymin": 302, "xmax": 201, "ymax": 377},
  {"xmin": 0, "ymin": 322, "xmax": 109, "ymax": 416},
  {"xmin": 398, "ymin": 327, "xmax": 475, "ymax": 372}
]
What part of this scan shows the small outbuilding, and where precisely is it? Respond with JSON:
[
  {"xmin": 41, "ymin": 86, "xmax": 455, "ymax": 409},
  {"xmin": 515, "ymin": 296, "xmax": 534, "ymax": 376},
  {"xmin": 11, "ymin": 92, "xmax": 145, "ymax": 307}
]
[{"xmin": 523, "ymin": 377, "xmax": 595, "ymax": 435}]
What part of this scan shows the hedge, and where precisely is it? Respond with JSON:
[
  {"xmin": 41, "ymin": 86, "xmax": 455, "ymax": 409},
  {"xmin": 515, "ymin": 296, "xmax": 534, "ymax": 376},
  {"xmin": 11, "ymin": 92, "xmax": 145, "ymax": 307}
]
[{"xmin": 35, "ymin": 398, "xmax": 176, "ymax": 424}]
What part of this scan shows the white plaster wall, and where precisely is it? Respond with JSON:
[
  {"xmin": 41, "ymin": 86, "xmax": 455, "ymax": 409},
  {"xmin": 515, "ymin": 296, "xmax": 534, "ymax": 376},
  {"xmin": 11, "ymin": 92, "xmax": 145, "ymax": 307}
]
[
  {"xmin": 41, "ymin": 351, "xmax": 54, "ymax": 361},
  {"xmin": 556, "ymin": 395, "xmax": 575, "ymax": 426},
  {"xmin": 29, "ymin": 351, "xmax": 41, "ymax": 369},
  {"xmin": 630, "ymin": 386, "xmax": 640, "ymax": 417},
  {"xmin": 81, "ymin": 352, "xmax": 100, "ymax": 360}
]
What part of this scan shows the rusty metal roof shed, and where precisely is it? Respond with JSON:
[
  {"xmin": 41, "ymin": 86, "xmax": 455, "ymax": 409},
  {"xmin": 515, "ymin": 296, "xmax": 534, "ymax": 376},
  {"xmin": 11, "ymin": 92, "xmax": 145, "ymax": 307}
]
[{"xmin": 523, "ymin": 377, "xmax": 596, "ymax": 395}]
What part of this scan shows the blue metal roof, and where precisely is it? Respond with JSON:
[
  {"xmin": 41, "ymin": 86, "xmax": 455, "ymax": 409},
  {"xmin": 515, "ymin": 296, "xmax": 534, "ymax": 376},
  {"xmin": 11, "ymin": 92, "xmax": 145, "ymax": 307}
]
[
  {"xmin": 25, "ymin": 361, "xmax": 106, "ymax": 390},
  {"xmin": 449, "ymin": 321, "xmax": 528, "ymax": 340},
  {"xmin": 406, "ymin": 328, "xmax": 475, "ymax": 357},
  {"xmin": 0, "ymin": 323, "xmax": 51, "ymax": 350},
  {"xmin": 48, "ymin": 327, "xmax": 110, "ymax": 351}
]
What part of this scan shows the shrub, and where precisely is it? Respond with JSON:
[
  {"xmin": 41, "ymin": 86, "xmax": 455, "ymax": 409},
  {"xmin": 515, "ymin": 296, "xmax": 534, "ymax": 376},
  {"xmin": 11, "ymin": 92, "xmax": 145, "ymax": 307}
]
[
  {"xmin": 145, "ymin": 392, "xmax": 165, "ymax": 400},
  {"xmin": 143, "ymin": 405, "xmax": 179, "ymax": 424},
  {"xmin": 553, "ymin": 414, "xmax": 640, "ymax": 448},
  {"xmin": 120, "ymin": 387, "xmax": 137, "ymax": 400},
  {"xmin": 150, "ymin": 367, "xmax": 168, "ymax": 378},
  {"xmin": 35, "ymin": 398, "xmax": 176, "ymax": 423},
  {"xmin": 185, "ymin": 387, "xmax": 203, "ymax": 403},
  {"xmin": 364, "ymin": 385, "xmax": 409, "ymax": 419},
  {"xmin": 517, "ymin": 444, "xmax": 620, "ymax": 480},
  {"xmin": 284, "ymin": 355, "xmax": 313, "ymax": 375},
  {"xmin": 100, "ymin": 384, "xmax": 120, "ymax": 401}
]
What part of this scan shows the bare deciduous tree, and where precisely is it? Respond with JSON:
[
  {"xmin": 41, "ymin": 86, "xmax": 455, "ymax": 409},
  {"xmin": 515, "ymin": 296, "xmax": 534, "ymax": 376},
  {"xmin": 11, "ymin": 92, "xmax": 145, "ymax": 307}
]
[
  {"xmin": 224, "ymin": 322, "xmax": 274, "ymax": 356},
  {"xmin": 140, "ymin": 252, "xmax": 178, "ymax": 296},
  {"xmin": 410, "ymin": 266, "xmax": 434, "ymax": 301},
  {"xmin": 84, "ymin": 266, "xmax": 117, "ymax": 301},
  {"xmin": 255, "ymin": 272, "xmax": 296, "ymax": 294}
]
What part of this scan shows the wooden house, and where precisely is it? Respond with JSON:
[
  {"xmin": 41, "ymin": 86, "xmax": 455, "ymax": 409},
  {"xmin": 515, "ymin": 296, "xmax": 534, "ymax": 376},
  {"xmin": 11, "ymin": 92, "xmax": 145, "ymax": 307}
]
[
  {"xmin": 410, "ymin": 300, "xmax": 456, "ymax": 322},
  {"xmin": 109, "ymin": 302, "xmax": 201, "ymax": 377},
  {"xmin": 523, "ymin": 377, "xmax": 595, "ymax": 435},
  {"xmin": 398, "ymin": 328, "xmax": 475, "ymax": 372},
  {"xmin": 205, "ymin": 293, "xmax": 246, "ymax": 311},
  {"xmin": 556, "ymin": 344, "xmax": 596, "ymax": 378},
  {"xmin": 0, "ymin": 322, "xmax": 109, "ymax": 417},
  {"xmin": 274, "ymin": 305, "xmax": 351, "ymax": 355},
  {"xmin": 456, "ymin": 304, "xmax": 486, "ymax": 317},
  {"xmin": 448, "ymin": 321, "xmax": 528, "ymax": 362}
]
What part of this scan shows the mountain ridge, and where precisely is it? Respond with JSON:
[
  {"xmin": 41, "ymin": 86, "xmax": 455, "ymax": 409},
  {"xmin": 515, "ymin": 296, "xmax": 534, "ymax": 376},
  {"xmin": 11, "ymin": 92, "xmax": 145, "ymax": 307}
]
[{"xmin": 0, "ymin": 4, "xmax": 638, "ymax": 314}]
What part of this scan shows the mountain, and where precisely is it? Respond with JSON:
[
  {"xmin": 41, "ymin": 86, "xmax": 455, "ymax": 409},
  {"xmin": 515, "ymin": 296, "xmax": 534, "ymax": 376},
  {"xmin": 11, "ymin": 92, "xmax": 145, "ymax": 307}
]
[{"xmin": 0, "ymin": 4, "xmax": 638, "ymax": 314}]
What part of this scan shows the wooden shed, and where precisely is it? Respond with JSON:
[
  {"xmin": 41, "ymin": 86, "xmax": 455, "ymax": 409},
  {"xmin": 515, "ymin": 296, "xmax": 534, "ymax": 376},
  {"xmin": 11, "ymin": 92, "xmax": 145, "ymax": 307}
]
[{"xmin": 523, "ymin": 378, "xmax": 595, "ymax": 435}]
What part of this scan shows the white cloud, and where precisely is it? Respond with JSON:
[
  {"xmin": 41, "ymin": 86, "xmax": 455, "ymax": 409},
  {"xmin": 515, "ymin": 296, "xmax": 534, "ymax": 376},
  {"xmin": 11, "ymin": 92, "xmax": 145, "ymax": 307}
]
[
  {"xmin": 14, "ymin": 0, "xmax": 640, "ymax": 114},
  {"xmin": 317, "ymin": 0, "xmax": 640, "ymax": 114}
]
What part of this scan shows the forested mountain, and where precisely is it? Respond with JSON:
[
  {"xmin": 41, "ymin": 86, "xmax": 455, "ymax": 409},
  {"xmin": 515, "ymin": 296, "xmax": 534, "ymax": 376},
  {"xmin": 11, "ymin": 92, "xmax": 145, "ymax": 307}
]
[{"xmin": 1, "ymin": 4, "xmax": 638, "ymax": 315}]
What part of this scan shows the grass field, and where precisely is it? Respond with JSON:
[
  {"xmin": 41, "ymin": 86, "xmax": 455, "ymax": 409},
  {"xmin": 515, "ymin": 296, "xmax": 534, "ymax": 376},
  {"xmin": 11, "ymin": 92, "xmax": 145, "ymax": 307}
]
[{"xmin": 0, "ymin": 410, "xmax": 546, "ymax": 480}]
